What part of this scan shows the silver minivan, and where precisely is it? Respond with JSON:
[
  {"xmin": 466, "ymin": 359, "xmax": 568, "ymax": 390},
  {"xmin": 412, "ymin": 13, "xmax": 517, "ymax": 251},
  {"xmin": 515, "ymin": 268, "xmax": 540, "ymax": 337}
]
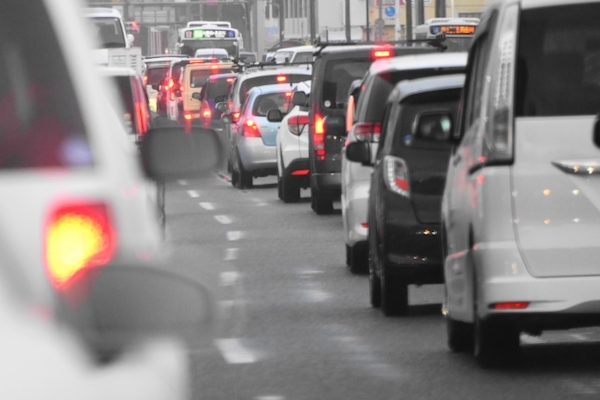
[{"xmin": 442, "ymin": 0, "xmax": 600, "ymax": 367}]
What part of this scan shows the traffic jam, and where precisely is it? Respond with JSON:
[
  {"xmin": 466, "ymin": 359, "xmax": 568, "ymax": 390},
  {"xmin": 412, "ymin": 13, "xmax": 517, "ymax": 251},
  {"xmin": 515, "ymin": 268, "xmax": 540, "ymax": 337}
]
[{"xmin": 2, "ymin": 0, "xmax": 600, "ymax": 398}]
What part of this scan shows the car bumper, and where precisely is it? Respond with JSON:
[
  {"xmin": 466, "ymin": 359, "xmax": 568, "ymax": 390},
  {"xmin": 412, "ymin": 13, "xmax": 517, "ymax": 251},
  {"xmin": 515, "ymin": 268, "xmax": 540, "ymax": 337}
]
[
  {"xmin": 238, "ymin": 138, "xmax": 277, "ymax": 173},
  {"xmin": 343, "ymin": 180, "xmax": 369, "ymax": 246},
  {"xmin": 311, "ymin": 172, "xmax": 341, "ymax": 194},
  {"xmin": 284, "ymin": 158, "xmax": 310, "ymax": 187},
  {"xmin": 382, "ymin": 194, "xmax": 443, "ymax": 285}
]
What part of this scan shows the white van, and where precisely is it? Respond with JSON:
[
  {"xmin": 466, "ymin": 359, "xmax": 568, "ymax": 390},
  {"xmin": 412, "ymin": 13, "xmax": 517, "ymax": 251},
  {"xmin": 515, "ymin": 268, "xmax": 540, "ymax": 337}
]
[{"xmin": 442, "ymin": 0, "xmax": 600, "ymax": 367}]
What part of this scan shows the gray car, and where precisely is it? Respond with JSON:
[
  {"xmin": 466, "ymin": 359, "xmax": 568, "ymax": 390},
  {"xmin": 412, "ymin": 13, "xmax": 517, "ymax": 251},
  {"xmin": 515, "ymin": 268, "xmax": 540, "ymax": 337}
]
[{"xmin": 228, "ymin": 84, "xmax": 294, "ymax": 189}]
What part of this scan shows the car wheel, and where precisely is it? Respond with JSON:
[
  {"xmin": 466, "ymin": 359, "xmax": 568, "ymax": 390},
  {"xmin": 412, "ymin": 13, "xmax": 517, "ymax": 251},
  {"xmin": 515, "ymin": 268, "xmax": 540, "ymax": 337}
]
[
  {"xmin": 380, "ymin": 268, "xmax": 408, "ymax": 317},
  {"xmin": 281, "ymin": 175, "xmax": 300, "ymax": 203},
  {"xmin": 277, "ymin": 175, "xmax": 284, "ymax": 200},
  {"xmin": 346, "ymin": 243, "xmax": 368, "ymax": 275},
  {"xmin": 311, "ymin": 188, "xmax": 333, "ymax": 214},
  {"xmin": 369, "ymin": 256, "xmax": 381, "ymax": 308},
  {"xmin": 473, "ymin": 316, "xmax": 520, "ymax": 368},
  {"xmin": 240, "ymin": 167, "xmax": 253, "ymax": 189},
  {"xmin": 447, "ymin": 317, "xmax": 474, "ymax": 353}
]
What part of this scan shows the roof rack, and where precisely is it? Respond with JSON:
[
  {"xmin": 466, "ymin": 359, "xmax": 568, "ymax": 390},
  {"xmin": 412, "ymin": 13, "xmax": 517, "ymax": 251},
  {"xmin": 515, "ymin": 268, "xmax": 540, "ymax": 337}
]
[{"xmin": 312, "ymin": 33, "xmax": 448, "ymax": 56}]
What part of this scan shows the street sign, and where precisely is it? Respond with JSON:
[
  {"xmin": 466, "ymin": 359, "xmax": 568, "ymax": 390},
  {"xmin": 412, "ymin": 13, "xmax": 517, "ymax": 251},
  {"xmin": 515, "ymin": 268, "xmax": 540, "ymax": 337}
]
[
  {"xmin": 385, "ymin": 6, "xmax": 395, "ymax": 18},
  {"xmin": 374, "ymin": 18, "xmax": 385, "ymax": 29}
]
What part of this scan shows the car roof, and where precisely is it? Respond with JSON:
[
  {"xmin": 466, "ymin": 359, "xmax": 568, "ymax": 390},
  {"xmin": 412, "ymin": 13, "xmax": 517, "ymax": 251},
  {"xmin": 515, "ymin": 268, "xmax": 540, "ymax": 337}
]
[
  {"xmin": 238, "ymin": 66, "xmax": 312, "ymax": 78},
  {"xmin": 275, "ymin": 45, "xmax": 314, "ymax": 54},
  {"xmin": 391, "ymin": 74, "xmax": 465, "ymax": 103},
  {"xmin": 369, "ymin": 52, "xmax": 468, "ymax": 76},
  {"xmin": 516, "ymin": 0, "xmax": 598, "ymax": 9},
  {"xmin": 248, "ymin": 83, "xmax": 297, "ymax": 96},
  {"xmin": 83, "ymin": 7, "xmax": 122, "ymax": 18},
  {"xmin": 97, "ymin": 66, "xmax": 138, "ymax": 77}
]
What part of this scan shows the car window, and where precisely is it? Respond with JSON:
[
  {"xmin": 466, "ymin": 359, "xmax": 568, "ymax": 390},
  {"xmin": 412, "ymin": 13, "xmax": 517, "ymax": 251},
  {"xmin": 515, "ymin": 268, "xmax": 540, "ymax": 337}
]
[
  {"xmin": 0, "ymin": 1, "xmax": 92, "ymax": 169},
  {"xmin": 515, "ymin": 3, "xmax": 600, "ymax": 117},
  {"xmin": 253, "ymin": 92, "xmax": 291, "ymax": 116},
  {"xmin": 146, "ymin": 66, "xmax": 168, "ymax": 86},
  {"xmin": 322, "ymin": 60, "xmax": 371, "ymax": 109},
  {"xmin": 293, "ymin": 52, "xmax": 313, "ymax": 63},
  {"xmin": 190, "ymin": 68, "xmax": 233, "ymax": 88},
  {"xmin": 90, "ymin": 17, "xmax": 126, "ymax": 49},
  {"xmin": 205, "ymin": 77, "xmax": 234, "ymax": 99}
]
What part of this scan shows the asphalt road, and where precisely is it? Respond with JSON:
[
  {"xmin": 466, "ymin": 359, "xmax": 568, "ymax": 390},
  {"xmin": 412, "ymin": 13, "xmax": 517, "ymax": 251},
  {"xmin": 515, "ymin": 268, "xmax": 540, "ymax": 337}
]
[{"xmin": 164, "ymin": 173, "xmax": 600, "ymax": 400}]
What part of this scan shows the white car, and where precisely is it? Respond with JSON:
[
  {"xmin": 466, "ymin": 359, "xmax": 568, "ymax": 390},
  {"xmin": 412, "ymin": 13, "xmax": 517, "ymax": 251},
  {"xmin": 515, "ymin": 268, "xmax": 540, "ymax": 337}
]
[
  {"xmin": 276, "ymin": 81, "xmax": 311, "ymax": 202},
  {"xmin": 0, "ymin": 0, "xmax": 219, "ymax": 396},
  {"xmin": 274, "ymin": 45, "xmax": 314, "ymax": 64},
  {"xmin": 442, "ymin": 0, "xmax": 600, "ymax": 367}
]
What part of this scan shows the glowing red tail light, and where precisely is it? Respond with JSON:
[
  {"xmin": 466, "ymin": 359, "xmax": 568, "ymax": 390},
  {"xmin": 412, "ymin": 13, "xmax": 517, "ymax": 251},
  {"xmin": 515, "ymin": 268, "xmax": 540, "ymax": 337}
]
[
  {"xmin": 242, "ymin": 119, "xmax": 261, "ymax": 137},
  {"xmin": 313, "ymin": 114, "xmax": 326, "ymax": 160},
  {"xmin": 277, "ymin": 75, "xmax": 288, "ymax": 82},
  {"xmin": 291, "ymin": 169, "xmax": 310, "ymax": 176},
  {"xmin": 361, "ymin": 223, "xmax": 369, "ymax": 228},
  {"xmin": 231, "ymin": 111, "xmax": 241, "ymax": 123},
  {"xmin": 354, "ymin": 122, "xmax": 381, "ymax": 142},
  {"xmin": 288, "ymin": 115, "xmax": 309, "ymax": 136},
  {"xmin": 372, "ymin": 49, "xmax": 392, "ymax": 59},
  {"xmin": 492, "ymin": 302, "xmax": 529, "ymax": 310},
  {"xmin": 44, "ymin": 202, "xmax": 116, "ymax": 290},
  {"xmin": 184, "ymin": 112, "xmax": 193, "ymax": 121}
]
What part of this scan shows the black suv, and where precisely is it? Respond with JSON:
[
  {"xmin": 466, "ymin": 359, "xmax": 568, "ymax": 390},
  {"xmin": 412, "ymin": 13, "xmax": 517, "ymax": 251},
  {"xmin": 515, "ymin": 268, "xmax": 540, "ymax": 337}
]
[
  {"xmin": 346, "ymin": 74, "xmax": 464, "ymax": 316},
  {"xmin": 308, "ymin": 44, "xmax": 436, "ymax": 214}
]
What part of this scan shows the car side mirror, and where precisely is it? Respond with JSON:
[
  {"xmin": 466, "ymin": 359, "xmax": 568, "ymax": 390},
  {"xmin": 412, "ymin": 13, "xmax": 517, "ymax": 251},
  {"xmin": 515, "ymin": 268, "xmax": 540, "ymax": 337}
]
[
  {"xmin": 345, "ymin": 141, "xmax": 371, "ymax": 165},
  {"xmin": 292, "ymin": 91, "xmax": 308, "ymax": 107},
  {"xmin": 222, "ymin": 114, "xmax": 232, "ymax": 124},
  {"xmin": 140, "ymin": 126, "xmax": 223, "ymax": 180},
  {"xmin": 324, "ymin": 114, "xmax": 346, "ymax": 137},
  {"xmin": 215, "ymin": 102, "xmax": 228, "ymax": 113},
  {"xmin": 413, "ymin": 111, "xmax": 454, "ymax": 142},
  {"xmin": 267, "ymin": 109, "xmax": 284, "ymax": 122},
  {"xmin": 60, "ymin": 263, "xmax": 216, "ymax": 358},
  {"xmin": 192, "ymin": 92, "xmax": 202, "ymax": 101}
]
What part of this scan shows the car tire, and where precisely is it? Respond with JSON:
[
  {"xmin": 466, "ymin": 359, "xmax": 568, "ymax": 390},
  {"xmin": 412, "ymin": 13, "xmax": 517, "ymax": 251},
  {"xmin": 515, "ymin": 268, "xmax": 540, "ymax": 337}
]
[
  {"xmin": 346, "ymin": 243, "xmax": 368, "ymax": 275},
  {"xmin": 281, "ymin": 175, "xmax": 300, "ymax": 203},
  {"xmin": 473, "ymin": 313, "xmax": 520, "ymax": 368},
  {"xmin": 240, "ymin": 168, "xmax": 253, "ymax": 189},
  {"xmin": 311, "ymin": 189, "xmax": 333, "ymax": 215},
  {"xmin": 277, "ymin": 175, "xmax": 284, "ymax": 200},
  {"xmin": 369, "ymin": 256, "xmax": 381, "ymax": 308},
  {"xmin": 447, "ymin": 317, "xmax": 474, "ymax": 353},
  {"xmin": 380, "ymin": 269, "xmax": 408, "ymax": 317}
]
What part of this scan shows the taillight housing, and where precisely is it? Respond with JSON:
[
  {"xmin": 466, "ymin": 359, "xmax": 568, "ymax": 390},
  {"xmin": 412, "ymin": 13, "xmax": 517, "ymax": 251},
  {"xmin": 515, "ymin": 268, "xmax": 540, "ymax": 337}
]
[
  {"xmin": 288, "ymin": 114, "xmax": 309, "ymax": 136},
  {"xmin": 383, "ymin": 156, "xmax": 410, "ymax": 198},
  {"xmin": 242, "ymin": 119, "xmax": 261, "ymax": 137},
  {"xmin": 353, "ymin": 122, "xmax": 381, "ymax": 142},
  {"xmin": 372, "ymin": 49, "xmax": 393, "ymax": 59},
  {"xmin": 313, "ymin": 114, "xmax": 326, "ymax": 160},
  {"xmin": 44, "ymin": 202, "xmax": 116, "ymax": 290},
  {"xmin": 482, "ymin": 4, "xmax": 518, "ymax": 165},
  {"xmin": 231, "ymin": 111, "xmax": 241, "ymax": 123}
]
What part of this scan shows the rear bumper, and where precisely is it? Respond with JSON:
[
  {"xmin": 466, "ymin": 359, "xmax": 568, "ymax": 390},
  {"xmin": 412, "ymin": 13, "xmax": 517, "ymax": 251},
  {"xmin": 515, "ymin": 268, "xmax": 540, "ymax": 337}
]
[
  {"xmin": 311, "ymin": 172, "xmax": 341, "ymax": 194},
  {"xmin": 284, "ymin": 158, "xmax": 310, "ymax": 188},
  {"xmin": 343, "ymin": 180, "xmax": 369, "ymax": 246},
  {"xmin": 238, "ymin": 138, "xmax": 277, "ymax": 174}
]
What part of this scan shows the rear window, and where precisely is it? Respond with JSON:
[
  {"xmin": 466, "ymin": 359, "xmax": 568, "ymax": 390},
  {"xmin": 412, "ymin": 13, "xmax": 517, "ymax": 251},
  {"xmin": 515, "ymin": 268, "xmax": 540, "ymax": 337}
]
[
  {"xmin": 145, "ymin": 66, "xmax": 168, "ymax": 86},
  {"xmin": 322, "ymin": 60, "xmax": 371, "ymax": 109},
  {"xmin": 0, "ymin": 1, "xmax": 92, "ymax": 169},
  {"xmin": 204, "ymin": 76, "xmax": 235, "ymax": 99},
  {"xmin": 357, "ymin": 68, "xmax": 465, "ymax": 123},
  {"xmin": 516, "ymin": 4, "xmax": 600, "ymax": 117},
  {"xmin": 238, "ymin": 74, "xmax": 310, "ymax": 104},
  {"xmin": 190, "ymin": 68, "xmax": 233, "ymax": 88},
  {"xmin": 252, "ymin": 92, "xmax": 291, "ymax": 116},
  {"xmin": 293, "ymin": 52, "xmax": 314, "ymax": 63}
]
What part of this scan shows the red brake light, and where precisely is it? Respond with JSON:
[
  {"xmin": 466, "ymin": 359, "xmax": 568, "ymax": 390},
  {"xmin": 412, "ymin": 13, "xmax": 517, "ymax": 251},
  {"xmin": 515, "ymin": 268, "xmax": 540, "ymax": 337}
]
[
  {"xmin": 168, "ymin": 79, "xmax": 175, "ymax": 88},
  {"xmin": 277, "ymin": 75, "xmax": 288, "ymax": 83},
  {"xmin": 143, "ymin": 75, "xmax": 148, "ymax": 84},
  {"xmin": 361, "ymin": 223, "xmax": 369, "ymax": 228},
  {"xmin": 184, "ymin": 112, "xmax": 193, "ymax": 121},
  {"xmin": 291, "ymin": 169, "xmax": 309, "ymax": 176},
  {"xmin": 313, "ymin": 114, "xmax": 326, "ymax": 160},
  {"xmin": 226, "ymin": 78, "xmax": 235, "ymax": 83},
  {"xmin": 354, "ymin": 122, "xmax": 381, "ymax": 142},
  {"xmin": 492, "ymin": 302, "xmax": 529, "ymax": 310},
  {"xmin": 231, "ymin": 111, "xmax": 241, "ymax": 123},
  {"xmin": 242, "ymin": 119, "xmax": 261, "ymax": 137},
  {"xmin": 190, "ymin": 59, "xmax": 205, "ymax": 64},
  {"xmin": 211, "ymin": 65, "xmax": 219, "ymax": 70},
  {"xmin": 45, "ymin": 202, "xmax": 116, "ymax": 290},
  {"xmin": 288, "ymin": 115, "xmax": 309, "ymax": 136},
  {"xmin": 372, "ymin": 49, "xmax": 392, "ymax": 59}
]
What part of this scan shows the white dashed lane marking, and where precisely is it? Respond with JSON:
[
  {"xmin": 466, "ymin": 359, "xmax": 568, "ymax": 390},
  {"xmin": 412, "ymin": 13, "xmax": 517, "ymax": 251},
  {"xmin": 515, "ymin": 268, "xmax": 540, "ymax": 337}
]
[
  {"xmin": 226, "ymin": 231, "xmax": 244, "ymax": 241},
  {"xmin": 199, "ymin": 202, "xmax": 215, "ymax": 211},
  {"xmin": 213, "ymin": 338, "xmax": 256, "ymax": 364},
  {"xmin": 187, "ymin": 190, "xmax": 200, "ymax": 198},
  {"xmin": 220, "ymin": 271, "xmax": 240, "ymax": 286},
  {"xmin": 177, "ymin": 179, "xmax": 188, "ymax": 186},
  {"xmin": 224, "ymin": 248, "xmax": 239, "ymax": 261},
  {"xmin": 215, "ymin": 215, "xmax": 233, "ymax": 224}
]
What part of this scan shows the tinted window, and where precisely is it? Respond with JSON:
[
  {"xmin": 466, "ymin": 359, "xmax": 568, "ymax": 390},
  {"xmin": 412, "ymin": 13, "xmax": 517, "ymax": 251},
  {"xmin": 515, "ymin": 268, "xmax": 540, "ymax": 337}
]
[
  {"xmin": 89, "ymin": 17, "xmax": 126, "ymax": 49},
  {"xmin": 190, "ymin": 68, "xmax": 233, "ymax": 88},
  {"xmin": 252, "ymin": 92, "xmax": 291, "ymax": 116},
  {"xmin": 322, "ymin": 60, "xmax": 371, "ymax": 109},
  {"xmin": 145, "ymin": 66, "xmax": 168, "ymax": 86},
  {"xmin": 0, "ymin": 2, "xmax": 92, "ymax": 169},
  {"xmin": 238, "ymin": 74, "xmax": 310, "ymax": 104},
  {"xmin": 293, "ymin": 52, "xmax": 313, "ymax": 63},
  {"xmin": 205, "ymin": 76, "xmax": 235, "ymax": 99},
  {"xmin": 516, "ymin": 4, "xmax": 600, "ymax": 116}
]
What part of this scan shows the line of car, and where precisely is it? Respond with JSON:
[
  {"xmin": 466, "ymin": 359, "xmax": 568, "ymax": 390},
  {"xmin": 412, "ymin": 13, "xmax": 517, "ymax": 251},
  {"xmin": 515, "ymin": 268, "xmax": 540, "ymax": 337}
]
[{"xmin": 204, "ymin": 0, "xmax": 600, "ymax": 370}]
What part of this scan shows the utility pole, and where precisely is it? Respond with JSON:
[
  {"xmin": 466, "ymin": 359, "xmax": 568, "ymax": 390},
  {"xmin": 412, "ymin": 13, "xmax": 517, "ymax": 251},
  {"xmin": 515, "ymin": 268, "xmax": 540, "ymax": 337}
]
[
  {"xmin": 435, "ymin": 0, "xmax": 446, "ymax": 17},
  {"xmin": 406, "ymin": 0, "xmax": 413, "ymax": 41},
  {"xmin": 365, "ymin": 0, "xmax": 370, "ymax": 41},
  {"xmin": 416, "ymin": 0, "xmax": 425, "ymax": 25},
  {"xmin": 378, "ymin": 0, "xmax": 382, "ymax": 41},
  {"xmin": 309, "ymin": 0, "xmax": 316, "ymax": 42},
  {"xmin": 345, "ymin": 0, "xmax": 351, "ymax": 42},
  {"xmin": 279, "ymin": 0, "xmax": 285, "ymax": 45}
]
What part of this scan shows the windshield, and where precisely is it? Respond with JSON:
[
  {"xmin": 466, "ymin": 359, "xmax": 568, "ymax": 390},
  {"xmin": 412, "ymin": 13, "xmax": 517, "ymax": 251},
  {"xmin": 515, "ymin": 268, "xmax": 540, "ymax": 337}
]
[
  {"xmin": 516, "ymin": 3, "xmax": 600, "ymax": 117},
  {"xmin": 252, "ymin": 92, "xmax": 291, "ymax": 116},
  {"xmin": 145, "ymin": 66, "xmax": 168, "ymax": 87},
  {"xmin": 180, "ymin": 39, "xmax": 238, "ymax": 59},
  {"xmin": 204, "ymin": 76, "xmax": 235, "ymax": 99},
  {"xmin": 444, "ymin": 37, "xmax": 474, "ymax": 52},
  {"xmin": 89, "ymin": 17, "xmax": 126, "ymax": 49},
  {"xmin": 275, "ymin": 52, "xmax": 293, "ymax": 63},
  {"xmin": 238, "ymin": 74, "xmax": 310, "ymax": 104}
]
